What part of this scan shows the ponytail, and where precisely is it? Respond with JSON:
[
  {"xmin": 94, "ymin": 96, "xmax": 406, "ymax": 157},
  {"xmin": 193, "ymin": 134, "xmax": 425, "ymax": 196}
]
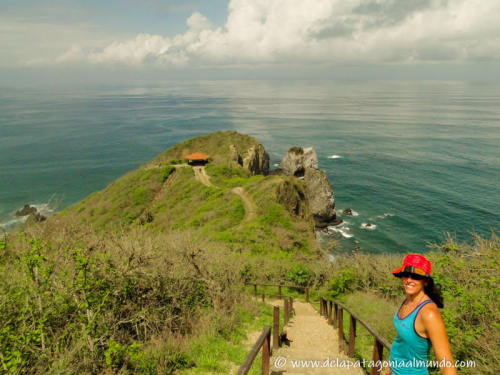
[{"xmin": 425, "ymin": 279, "xmax": 444, "ymax": 308}]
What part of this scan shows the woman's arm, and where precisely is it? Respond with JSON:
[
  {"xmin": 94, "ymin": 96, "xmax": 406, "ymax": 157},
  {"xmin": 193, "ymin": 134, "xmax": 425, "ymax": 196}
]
[{"xmin": 421, "ymin": 304, "xmax": 457, "ymax": 375}]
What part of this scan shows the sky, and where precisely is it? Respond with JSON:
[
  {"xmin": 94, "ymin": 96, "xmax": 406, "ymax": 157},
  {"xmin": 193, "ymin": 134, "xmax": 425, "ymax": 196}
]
[{"xmin": 1, "ymin": 0, "xmax": 500, "ymax": 83}]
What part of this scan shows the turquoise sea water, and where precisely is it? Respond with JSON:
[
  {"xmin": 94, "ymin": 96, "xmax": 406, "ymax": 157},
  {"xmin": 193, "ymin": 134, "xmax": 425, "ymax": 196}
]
[{"xmin": 1, "ymin": 80, "xmax": 499, "ymax": 254}]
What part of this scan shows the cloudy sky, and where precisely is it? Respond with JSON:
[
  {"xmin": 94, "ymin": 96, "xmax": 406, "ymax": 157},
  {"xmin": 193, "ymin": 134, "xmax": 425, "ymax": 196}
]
[{"xmin": 1, "ymin": 0, "xmax": 500, "ymax": 82}]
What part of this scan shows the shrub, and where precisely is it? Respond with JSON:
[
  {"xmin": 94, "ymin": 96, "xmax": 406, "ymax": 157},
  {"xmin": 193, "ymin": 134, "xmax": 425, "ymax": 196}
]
[
  {"xmin": 132, "ymin": 188, "xmax": 151, "ymax": 206},
  {"xmin": 162, "ymin": 165, "xmax": 176, "ymax": 182},
  {"xmin": 285, "ymin": 264, "xmax": 313, "ymax": 287}
]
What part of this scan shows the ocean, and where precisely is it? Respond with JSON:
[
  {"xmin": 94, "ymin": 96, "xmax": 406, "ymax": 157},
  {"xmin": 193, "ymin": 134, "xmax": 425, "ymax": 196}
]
[{"xmin": 1, "ymin": 80, "xmax": 499, "ymax": 254}]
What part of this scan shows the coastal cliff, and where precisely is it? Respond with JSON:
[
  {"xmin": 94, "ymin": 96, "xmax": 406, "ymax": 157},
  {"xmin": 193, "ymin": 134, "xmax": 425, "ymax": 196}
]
[
  {"xmin": 5, "ymin": 130, "xmax": 496, "ymax": 375},
  {"xmin": 53, "ymin": 131, "xmax": 318, "ymax": 255},
  {"xmin": 275, "ymin": 146, "xmax": 340, "ymax": 228}
]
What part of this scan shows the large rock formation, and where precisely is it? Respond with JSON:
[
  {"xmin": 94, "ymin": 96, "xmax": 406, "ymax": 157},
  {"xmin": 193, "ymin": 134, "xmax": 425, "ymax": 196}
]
[
  {"xmin": 276, "ymin": 147, "xmax": 318, "ymax": 177},
  {"xmin": 275, "ymin": 146, "xmax": 340, "ymax": 228},
  {"xmin": 305, "ymin": 169, "xmax": 341, "ymax": 228},
  {"xmin": 276, "ymin": 180, "xmax": 313, "ymax": 226},
  {"xmin": 242, "ymin": 145, "xmax": 269, "ymax": 176},
  {"xmin": 16, "ymin": 204, "xmax": 37, "ymax": 216},
  {"xmin": 229, "ymin": 145, "xmax": 243, "ymax": 168}
]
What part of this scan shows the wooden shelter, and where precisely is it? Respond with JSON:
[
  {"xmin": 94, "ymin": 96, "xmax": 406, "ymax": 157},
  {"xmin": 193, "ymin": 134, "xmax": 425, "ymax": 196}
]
[{"xmin": 184, "ymin": 152, "xmax": 211, "ymax": 166}]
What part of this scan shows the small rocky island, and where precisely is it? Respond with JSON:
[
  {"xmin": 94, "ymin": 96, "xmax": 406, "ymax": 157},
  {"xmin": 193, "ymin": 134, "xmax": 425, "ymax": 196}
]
[
  {"xmin": 15, "ymin": 204, "xmax": 47, "ymax": 223},
  {"xmin": 272, "ymin": 146, "xmax": 342, "ymax": 228}
]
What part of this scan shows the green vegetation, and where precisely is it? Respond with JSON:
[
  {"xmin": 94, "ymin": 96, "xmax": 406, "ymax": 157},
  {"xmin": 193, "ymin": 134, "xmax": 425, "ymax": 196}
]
[
  {"xmin": 0, "ymin": 227, "xmax": 279, "ymax": 374},
  {"xmin": 2, "ymin": 131, "xmax": 498, "ymax": 374},
  {"xmin": 59, "ymin": 168, "xmax": 165, "ymax": 228},
  {"xmin": 141, "ymin": 130, "xmax": 261, "ymax": 170}
]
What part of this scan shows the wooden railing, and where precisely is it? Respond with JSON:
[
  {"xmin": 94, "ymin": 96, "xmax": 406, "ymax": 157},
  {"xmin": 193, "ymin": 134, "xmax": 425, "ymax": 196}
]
[
  {"xmin": 248, "ymin": 283, "xmax": 309, "ymax": 302},
  {"xmin": 239, "ymin": 284, "xmax": 391, "ymax": 375},
  {"xmin": 319, "ymin": 297, "xmax": 392, "ymax": 375},
  {"xmin": 236, "ymin": 325, "xmax": 271, "ymax": 375},
  {"xmin": 236, "ymin": 300, "xmax": 293, "ymax": 374},
  {"xmin": 237, "ymin": 285, "xmax": 297, "ymax": 374}
]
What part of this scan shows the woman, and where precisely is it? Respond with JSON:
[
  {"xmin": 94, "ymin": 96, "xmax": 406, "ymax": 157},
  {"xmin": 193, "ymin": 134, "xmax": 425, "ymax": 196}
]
[{"xmin": 387, "ymin": 254, "xmax": 456, "ymax": 375}]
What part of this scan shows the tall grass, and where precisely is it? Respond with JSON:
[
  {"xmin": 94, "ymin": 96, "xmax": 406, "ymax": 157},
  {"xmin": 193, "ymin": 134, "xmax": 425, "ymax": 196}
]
[{"xmin": 0, "ymin": 224, "xmax": 280, "ymax": 374}]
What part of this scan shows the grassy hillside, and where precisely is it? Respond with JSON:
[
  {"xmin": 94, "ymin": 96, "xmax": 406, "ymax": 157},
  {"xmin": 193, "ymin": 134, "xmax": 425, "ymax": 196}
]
[
  {"xmin": 0, "ymin": 131, "xmax": 326, "ymax": 373},
  {"xmin": 56, "ymin": 131, "xmax": 318, "ymax": 258},
  {"xmin": 141, "ymin": 130, "xmax": 261, "ymax": 169},
  {"xmin": 2, "ymin": 130, "xmax": 497, "ymax": 374}
]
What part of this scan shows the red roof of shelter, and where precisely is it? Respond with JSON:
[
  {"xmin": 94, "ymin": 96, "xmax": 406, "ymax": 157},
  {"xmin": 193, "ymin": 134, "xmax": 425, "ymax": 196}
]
[{"xmin": 184, "ymin": 152, "xmax": 211, "ymax": 160}]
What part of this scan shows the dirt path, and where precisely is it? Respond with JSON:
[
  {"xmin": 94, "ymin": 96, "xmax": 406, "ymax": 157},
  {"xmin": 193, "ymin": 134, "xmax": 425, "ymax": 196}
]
[
  {"xmin": 194, "ymin": 166, "xmax": 212, "ymax": 187},
  {"xmin": 231, "ymin": 187, "xmax": 258, "ymax": 224},
  {"xmin": 193, "ymin": 167, "xmax": 257, "ymax": 225},
  {"xmin": 267, "ymin": 299, "xmax": 365, "ymax": 375}
]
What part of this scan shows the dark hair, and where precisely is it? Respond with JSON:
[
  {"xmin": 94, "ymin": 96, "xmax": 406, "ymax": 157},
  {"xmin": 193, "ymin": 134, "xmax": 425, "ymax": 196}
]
[{"xmin": 425, "ymin": 278, "xmax": 444, "ymax": 308}]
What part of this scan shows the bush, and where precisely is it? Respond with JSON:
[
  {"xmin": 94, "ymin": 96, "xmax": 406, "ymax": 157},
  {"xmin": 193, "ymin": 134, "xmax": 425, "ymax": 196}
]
[
  {"xmin": 285, "ymin": 264, "xmax": 313, "ymax": 287},
  {"xmin": 162, "ymin": 165, "xmax": 176, "ymax": 182}
]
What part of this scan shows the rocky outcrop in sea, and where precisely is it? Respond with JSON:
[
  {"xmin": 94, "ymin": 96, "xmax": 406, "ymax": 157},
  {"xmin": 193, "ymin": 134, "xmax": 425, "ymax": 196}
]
[
  {"xmin": 275, "ymin": 146, "xmax": 318, "ymax": 177},
  {"xmin": 16, "ymin": 204, "xmax": 37, "ymax": 216},
  {"xmin": 275, "ymin": 146, "xmax": 341, "ymax": 228}
]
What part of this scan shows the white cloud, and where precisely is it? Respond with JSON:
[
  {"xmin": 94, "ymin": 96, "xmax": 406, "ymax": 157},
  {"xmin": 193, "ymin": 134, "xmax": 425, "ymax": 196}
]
[{"xmin": 29, "ymin": 0, "xmax": 500, "ymax": 68}]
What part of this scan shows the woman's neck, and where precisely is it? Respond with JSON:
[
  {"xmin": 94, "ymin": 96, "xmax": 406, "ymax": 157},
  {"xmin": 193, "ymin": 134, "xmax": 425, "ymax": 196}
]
[{"xmin": 407, "ymin": 290, "xmax": 426, "ymax": 303}]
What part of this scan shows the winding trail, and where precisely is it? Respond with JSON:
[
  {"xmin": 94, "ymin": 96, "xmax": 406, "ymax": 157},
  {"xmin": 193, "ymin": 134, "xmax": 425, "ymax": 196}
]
[
  {"xmin": 194, "ymin": 167, "xmax": 257, "ymax": 226},
  {"xmin": 231, "ymin": 187, "xmax": 258, "ymax": 224},
  {"xmin": 194, "ymin": 166, "xmax": 213, "ymax": 187}
]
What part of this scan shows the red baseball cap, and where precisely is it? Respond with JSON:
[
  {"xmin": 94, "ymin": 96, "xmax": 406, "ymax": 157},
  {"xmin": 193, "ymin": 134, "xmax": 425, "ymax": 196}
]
[{"xmin": 392, "ymin": 254, "xmax": 432, "ymax": 278}]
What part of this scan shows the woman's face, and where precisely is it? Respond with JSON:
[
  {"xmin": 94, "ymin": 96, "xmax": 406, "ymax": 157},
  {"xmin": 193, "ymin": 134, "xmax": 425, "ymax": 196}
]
[{"xmin": 401, "ymin": 275, "xmax": 428, "ymax": 296}]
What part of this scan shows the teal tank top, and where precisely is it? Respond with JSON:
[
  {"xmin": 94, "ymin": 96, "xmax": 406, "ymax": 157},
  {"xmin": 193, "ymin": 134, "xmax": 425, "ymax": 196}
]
[{"xmin": 389, "ymin": 299, "xmax": 434, "ymax": 374}]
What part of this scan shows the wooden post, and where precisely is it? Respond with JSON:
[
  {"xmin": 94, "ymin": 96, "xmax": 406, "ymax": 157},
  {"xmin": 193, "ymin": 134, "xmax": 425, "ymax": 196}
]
[
  {"xmin": 306, "ymin": 288, "xmax": 309, "ymax": 303},
  {"xmin": 262, "ymin": 330, "xmax": 270, "ymax": 375},
  {"xmin": 324, "ymin": 300, "xmax": 328, "ymax": 318},
  {"xmin": 320, "ymin": 297, "xmax": 324, "ymax": 316},
  {"xmin": 262, "ymin": 293, "xmax": 265, "ymax": 302},
  {"xmin": 289, "ymin": 297, "xmax": 293, "ymax": 314},
  {"xmin": 338, "ymin": 308, "xmax": 344, "ymax": 353},
  {"xmin": 349, "ymin": 315, "xmax": 357, "ymax": 357},
  {"xmin": 284, "ymin": 299, "xmax": 289, "ymax": 326},
  {"xmin": 278, "ymin": 286, "xmax": 282, "ymax": 300},
  {"xmin": 333, "ymin": 304, "xmax": 338, "ymax": 329},
  {"xmin": 370, "ymin": 339, "xmax": 384, "ymax": 375},
  {"xmin": 328, "ymin": 301, "xmax": 333, "ymax": 325},
  {"xmin": 273, "ymin": 306, "xmax": 279, "ymax": 350}
]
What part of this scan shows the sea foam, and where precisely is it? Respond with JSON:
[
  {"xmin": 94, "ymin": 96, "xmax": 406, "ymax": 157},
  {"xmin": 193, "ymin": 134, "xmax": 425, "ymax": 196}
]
[{"xmin": 328, "ymin": 222, "xmax": 353, "ymax": 238}]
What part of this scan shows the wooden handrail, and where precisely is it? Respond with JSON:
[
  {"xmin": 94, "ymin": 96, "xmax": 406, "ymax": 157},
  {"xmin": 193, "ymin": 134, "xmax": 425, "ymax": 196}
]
[
  {"xmin": 334, "ymin": 300, "xmax": 392, "ymax": 351},
  {"xmin": 246, "ymin": 282, "xmax": 308, "ymax": 290},
  {"xmin": 248, "ymin": 283, "xmax": 309, "ymax": 302},
  {"xmin": 236, "ymin": 326, "xmax": 271, "ymax": 375},
  {"xmin": 239, "ymin": 297, "xmax": 295, "ymax": 374},
  {"xmin": 243, "ymin": 283, "xmax": 390, "ymax": 375},
  {"xmin": 319, "ymin": 297, "xmax": 392, "ymax": 375},
  {"xmin": 257, "ymin": 293, "xmax": 295, "ymax": 301}
]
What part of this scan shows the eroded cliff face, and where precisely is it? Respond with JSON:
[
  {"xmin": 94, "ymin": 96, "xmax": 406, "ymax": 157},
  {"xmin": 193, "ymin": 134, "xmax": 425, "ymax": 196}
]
[
  {"xmin": 275, "ymin": 179, "xmax": 314, "ymax": 227},
  {"xmin": 304, "ymin": 169, "xmax": 339, "ymax": 228},
  {"xmin": 242, "ymin": 144, "xmax": 270, "ymax": 176},
  {"xmin": 229, "ymin": 145, "xmax": 243, "ymax": 168},
  {"xmin": 277, "ymin": 147, "xmax": 318, "ymax": 177},
  {"xmin": 275, "ymin": 146, "xmax": 340, "ymax": 228}
]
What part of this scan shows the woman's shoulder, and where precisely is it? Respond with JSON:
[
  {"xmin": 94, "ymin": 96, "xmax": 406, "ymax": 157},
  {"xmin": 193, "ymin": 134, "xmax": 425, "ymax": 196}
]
[{"xmin": 419, "ymin": 300, "xmax": 443, "ymax": 324}]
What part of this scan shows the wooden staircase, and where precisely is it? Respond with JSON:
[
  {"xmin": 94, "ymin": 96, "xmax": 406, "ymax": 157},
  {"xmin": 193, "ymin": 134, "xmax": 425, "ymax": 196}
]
[{"xmin": 268, "ymin": 300, "xmax": 365, "ymax": 375}]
